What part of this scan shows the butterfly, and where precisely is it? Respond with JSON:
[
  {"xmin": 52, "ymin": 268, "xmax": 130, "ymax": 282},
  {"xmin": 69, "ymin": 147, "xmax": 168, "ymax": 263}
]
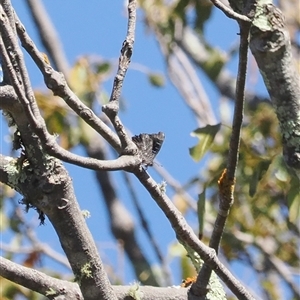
[{"xmin": 132, "ymin": 132, "xmax": 165, "ymax": 167}]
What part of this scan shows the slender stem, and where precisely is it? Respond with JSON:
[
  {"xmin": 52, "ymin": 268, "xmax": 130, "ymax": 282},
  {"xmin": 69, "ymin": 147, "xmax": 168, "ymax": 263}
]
[
  {"xmin": 14, "ymin": 13, "xmax": 121, "ymax": 153},
  {"xmin": 134, "ymin": 169, "xmax": 255, "ymax": 299},
  {"xmin": 102, "ymin": 0, "xmax": 137, "ymax": 153},
  {"xmin": 210, "ymin": 0, "xmax": 251, "ymax": 22},
  {"xmin": 191, "ymin": 19, "xmax": 252, "ymax": 297}
]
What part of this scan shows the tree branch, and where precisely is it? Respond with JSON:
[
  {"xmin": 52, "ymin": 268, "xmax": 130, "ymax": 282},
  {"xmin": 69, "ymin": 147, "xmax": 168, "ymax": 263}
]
[
  {"xmin": 190, "ymin": 12, "xmax": 253, "ymax": 297},
  {"xmin": 211, "ymin": 0, "xmax": 251, "ymax": 22},
  {"xmin": 1, "ymin": 256, "xmax": 199, "ymax": 300},
  {"xmin": 102, "ymin": 0, "xmax": 137, "ymax": 155},
  {"xmin": 134, "ymin": 169, "xmax": 256, "ymax": 299},
  {"xmin": 85, "ymin": 134, "xmax": 160, "ymax": 286},
  {"xmin": 0, "ymin": 5, "xmax": 48, "ymax": 170},
  {"xmin": 250, "ymin": 3, "xmax": 300, "ymax": 172},
  {"xmin": 13, "ymin": 13, "xmax": 122, "ymax": 153},
  {"xmin": 5, "ymin": 155, "xmax": 117, "ymax": 299},
  {"xmin": 123, "ymin": 171, "xmax": 172, "ymax": 285},
  {"xmin": 0, "ymin": 256, "xmax": 82, "ymax": 300},
  {"xmin": 1, "ymin": 5, "xmax": 140, "ymax": 172}
]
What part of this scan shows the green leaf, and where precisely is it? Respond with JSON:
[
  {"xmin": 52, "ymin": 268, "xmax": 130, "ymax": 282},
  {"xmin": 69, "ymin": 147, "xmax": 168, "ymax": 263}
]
[
  {"xmin": 148, "ymin": 73, "xmax": 165, "ymax": 87},
  {"xmin": 249, "ymin": 159, "xmax": 271, "ymax": 197},
  {"xmin": 194, "ymin": 0, "xmax": 213, "ymax": 32},
  {"xmin": 95, "ymin": 61, "xmax": 111, "ymax": 74},
  {"xmin": 288, "ymin": 175, "xmax": 300, "ymax": 223},
  {"xmin": 189, "ymin": 124, "xmax": 221, "ymax": 162}
]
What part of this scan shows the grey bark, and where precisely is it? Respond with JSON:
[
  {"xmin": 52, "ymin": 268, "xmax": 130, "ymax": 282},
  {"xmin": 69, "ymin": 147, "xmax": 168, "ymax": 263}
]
[{"xmin": 249, "ymin": 3, "xmax": 300, "ymax": 172}]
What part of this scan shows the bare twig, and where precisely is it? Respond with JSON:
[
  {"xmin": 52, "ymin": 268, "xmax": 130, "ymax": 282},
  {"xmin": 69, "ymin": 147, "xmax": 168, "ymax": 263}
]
[
  {"xmin": 0, "ymin": 0, "xmax": 16, "ymax": 82},
  {"xmin": 134, "ymin": 169, "xmax": 255, "ymax": 299},
  {"xmin": 0, "ymin": 7, "xmax": 38, "ymax": 120},
  {"xmin": 0, "ymin": 256, "xmax": 82, "ymax": 300},
  {"xmin": 13, "ymin": 14, "xmax": 121, "ymax": 153},
  {"xmin": 191, "ymin": 19, "xmax": 252, "ymax": 297},
  {"xmin": 0, "ymin": 257, "xmax": 197, "ymax": 300},
  {"xmin": 210, "ymin": 0, "xmax": 251, "ymax": 22},
  {"xmin": 154, "ymin": 162, "xmax": 197, "ymax": 211},
  {"xmin": 123, "ymin": 172, "xmax": 172, "ymax": 286},
  {"xmin": 1, "ymin": 8, "xmax": 139, "ymax": 171},
  {"xmin": 85, "ymin": 135, "xmax": 160, "ymax": 286},
  {"xmin": 102, "ymin": 0, "xmax": 137, "ymax": 154},
  {"xmin": 0, "ymin": 5, "xmax": 47, "ymax": 169}
]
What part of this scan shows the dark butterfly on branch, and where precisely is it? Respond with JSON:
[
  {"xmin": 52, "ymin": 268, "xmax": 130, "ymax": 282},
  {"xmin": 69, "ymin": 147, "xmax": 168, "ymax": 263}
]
[{"xmin": 132, "ymin": 132, "xmax": 165, "ymax": 167}]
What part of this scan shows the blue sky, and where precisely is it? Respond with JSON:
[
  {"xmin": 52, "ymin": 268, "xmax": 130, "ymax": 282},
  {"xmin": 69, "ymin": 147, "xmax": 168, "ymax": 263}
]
[{"xmin": 1, "ymin": 0, "xmax": 274, "ymax": 297}]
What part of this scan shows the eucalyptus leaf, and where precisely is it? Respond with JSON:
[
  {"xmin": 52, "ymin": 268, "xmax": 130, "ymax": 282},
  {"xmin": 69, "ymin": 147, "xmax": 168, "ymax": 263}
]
[
  {"xmin": 148, "ymin": 73, "xmax": 165, "ymax": 87},
  {"xmin": 288, "ymin": 175, "xmax": 300, "ymax": 223},
  {"xmin": 189, "ymin": 124, "xmax": 221, "ymax": 162}
]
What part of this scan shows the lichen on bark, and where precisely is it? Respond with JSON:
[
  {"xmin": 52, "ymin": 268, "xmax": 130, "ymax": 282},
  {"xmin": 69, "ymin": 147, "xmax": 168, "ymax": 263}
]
[{"xmin": 249, "ymin": 2, "xmax": 300, "ymax": 171}]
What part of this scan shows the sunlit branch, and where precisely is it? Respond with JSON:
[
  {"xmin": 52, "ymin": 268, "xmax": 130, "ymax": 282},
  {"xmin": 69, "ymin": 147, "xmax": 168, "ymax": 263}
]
[
  {"xmin": 0, "ymin": 257, "xmax": 82, "ymax": 299},
  {"xmin": 210, "ymin": 0, "xmax": 251, "ymax": 22},
  {"xmin": 134, "ymin": 169, "xmax": 255, "ymax": 299},
  {"xmin": 123, "ymin": 172, "xmax": 172, "ymax": 286},
  {"xmin": 85, "ymin": 136, "xmax": 159, "ymax": 285},
  {"xmin": 0, "ymin": 35, "xmax": 136, "ymax": 171},
  {"xmin": 1, "ymin": 8, "xmax": 137, "ymax": 171},
  {"xmin": 14, "ymin": 13, "xmax": 121, "ymax": 153},
  {"xmin": 191, "ymin": 18, "xmax": 252, "ymax": 297},
  {"xmin": 154, "ymin": 161, "xmax": 197, "ymax": 211},
  {"xmin": 102, "ymin": 0, "xmax": 137, "ymax": 154},
  {"xmin": 250, "ymin": 3, "xmax": 300, "ymax": 172}
]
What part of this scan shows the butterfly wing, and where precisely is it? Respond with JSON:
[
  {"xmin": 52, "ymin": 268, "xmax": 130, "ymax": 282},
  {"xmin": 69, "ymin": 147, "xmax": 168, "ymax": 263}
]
[
  {"xmin": 132, "ymin": 132, "xmax": 165, "ymax": 167},
  {"xmin": 149, "ymin": 132, "xmax": 165, "ymax": 157}
]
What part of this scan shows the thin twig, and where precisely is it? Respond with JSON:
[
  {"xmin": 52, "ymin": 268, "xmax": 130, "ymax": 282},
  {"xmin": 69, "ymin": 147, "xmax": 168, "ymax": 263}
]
[
  {"xmin": 0, "ymin": 8, "xmax": 139, "ymax": 171},
  {"xmin": 102, "ymin": 0, "xmax": 137, "ymax": 154},
  {"xmin": 0, "ymin": 7, "xmax": 39, "ymax": 120},
  {"xmin": 190, "ymin": 19, "xmax": 252, "ymax": 297},
  {"xmin": 0, "ymin": 32, "xmax": 138, "ymax": 170},
  {"xmin": 123, "ymin": 172, "xmax": 172, "ymax": 286},
  {"xmin": 134, "ymin": 169, "xmax": 255, "ymax": 299},
  {"xmin": 14, "ymin": 13, "xmax": 121, "ymax": 153},
  {"xmin": 154, "ymin": 161, "xmax": 197, "ymax": 211},
  {"xmin": 0, "ymin": 257, "xmax": 82, "ymax": 299},
  {"xmin": 210, "ymin": 0, "xmax": 251, "ymax": 22},
  {"xmin": 0, "ymin": 6, "xmax": 46, "ymax": 169}
]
